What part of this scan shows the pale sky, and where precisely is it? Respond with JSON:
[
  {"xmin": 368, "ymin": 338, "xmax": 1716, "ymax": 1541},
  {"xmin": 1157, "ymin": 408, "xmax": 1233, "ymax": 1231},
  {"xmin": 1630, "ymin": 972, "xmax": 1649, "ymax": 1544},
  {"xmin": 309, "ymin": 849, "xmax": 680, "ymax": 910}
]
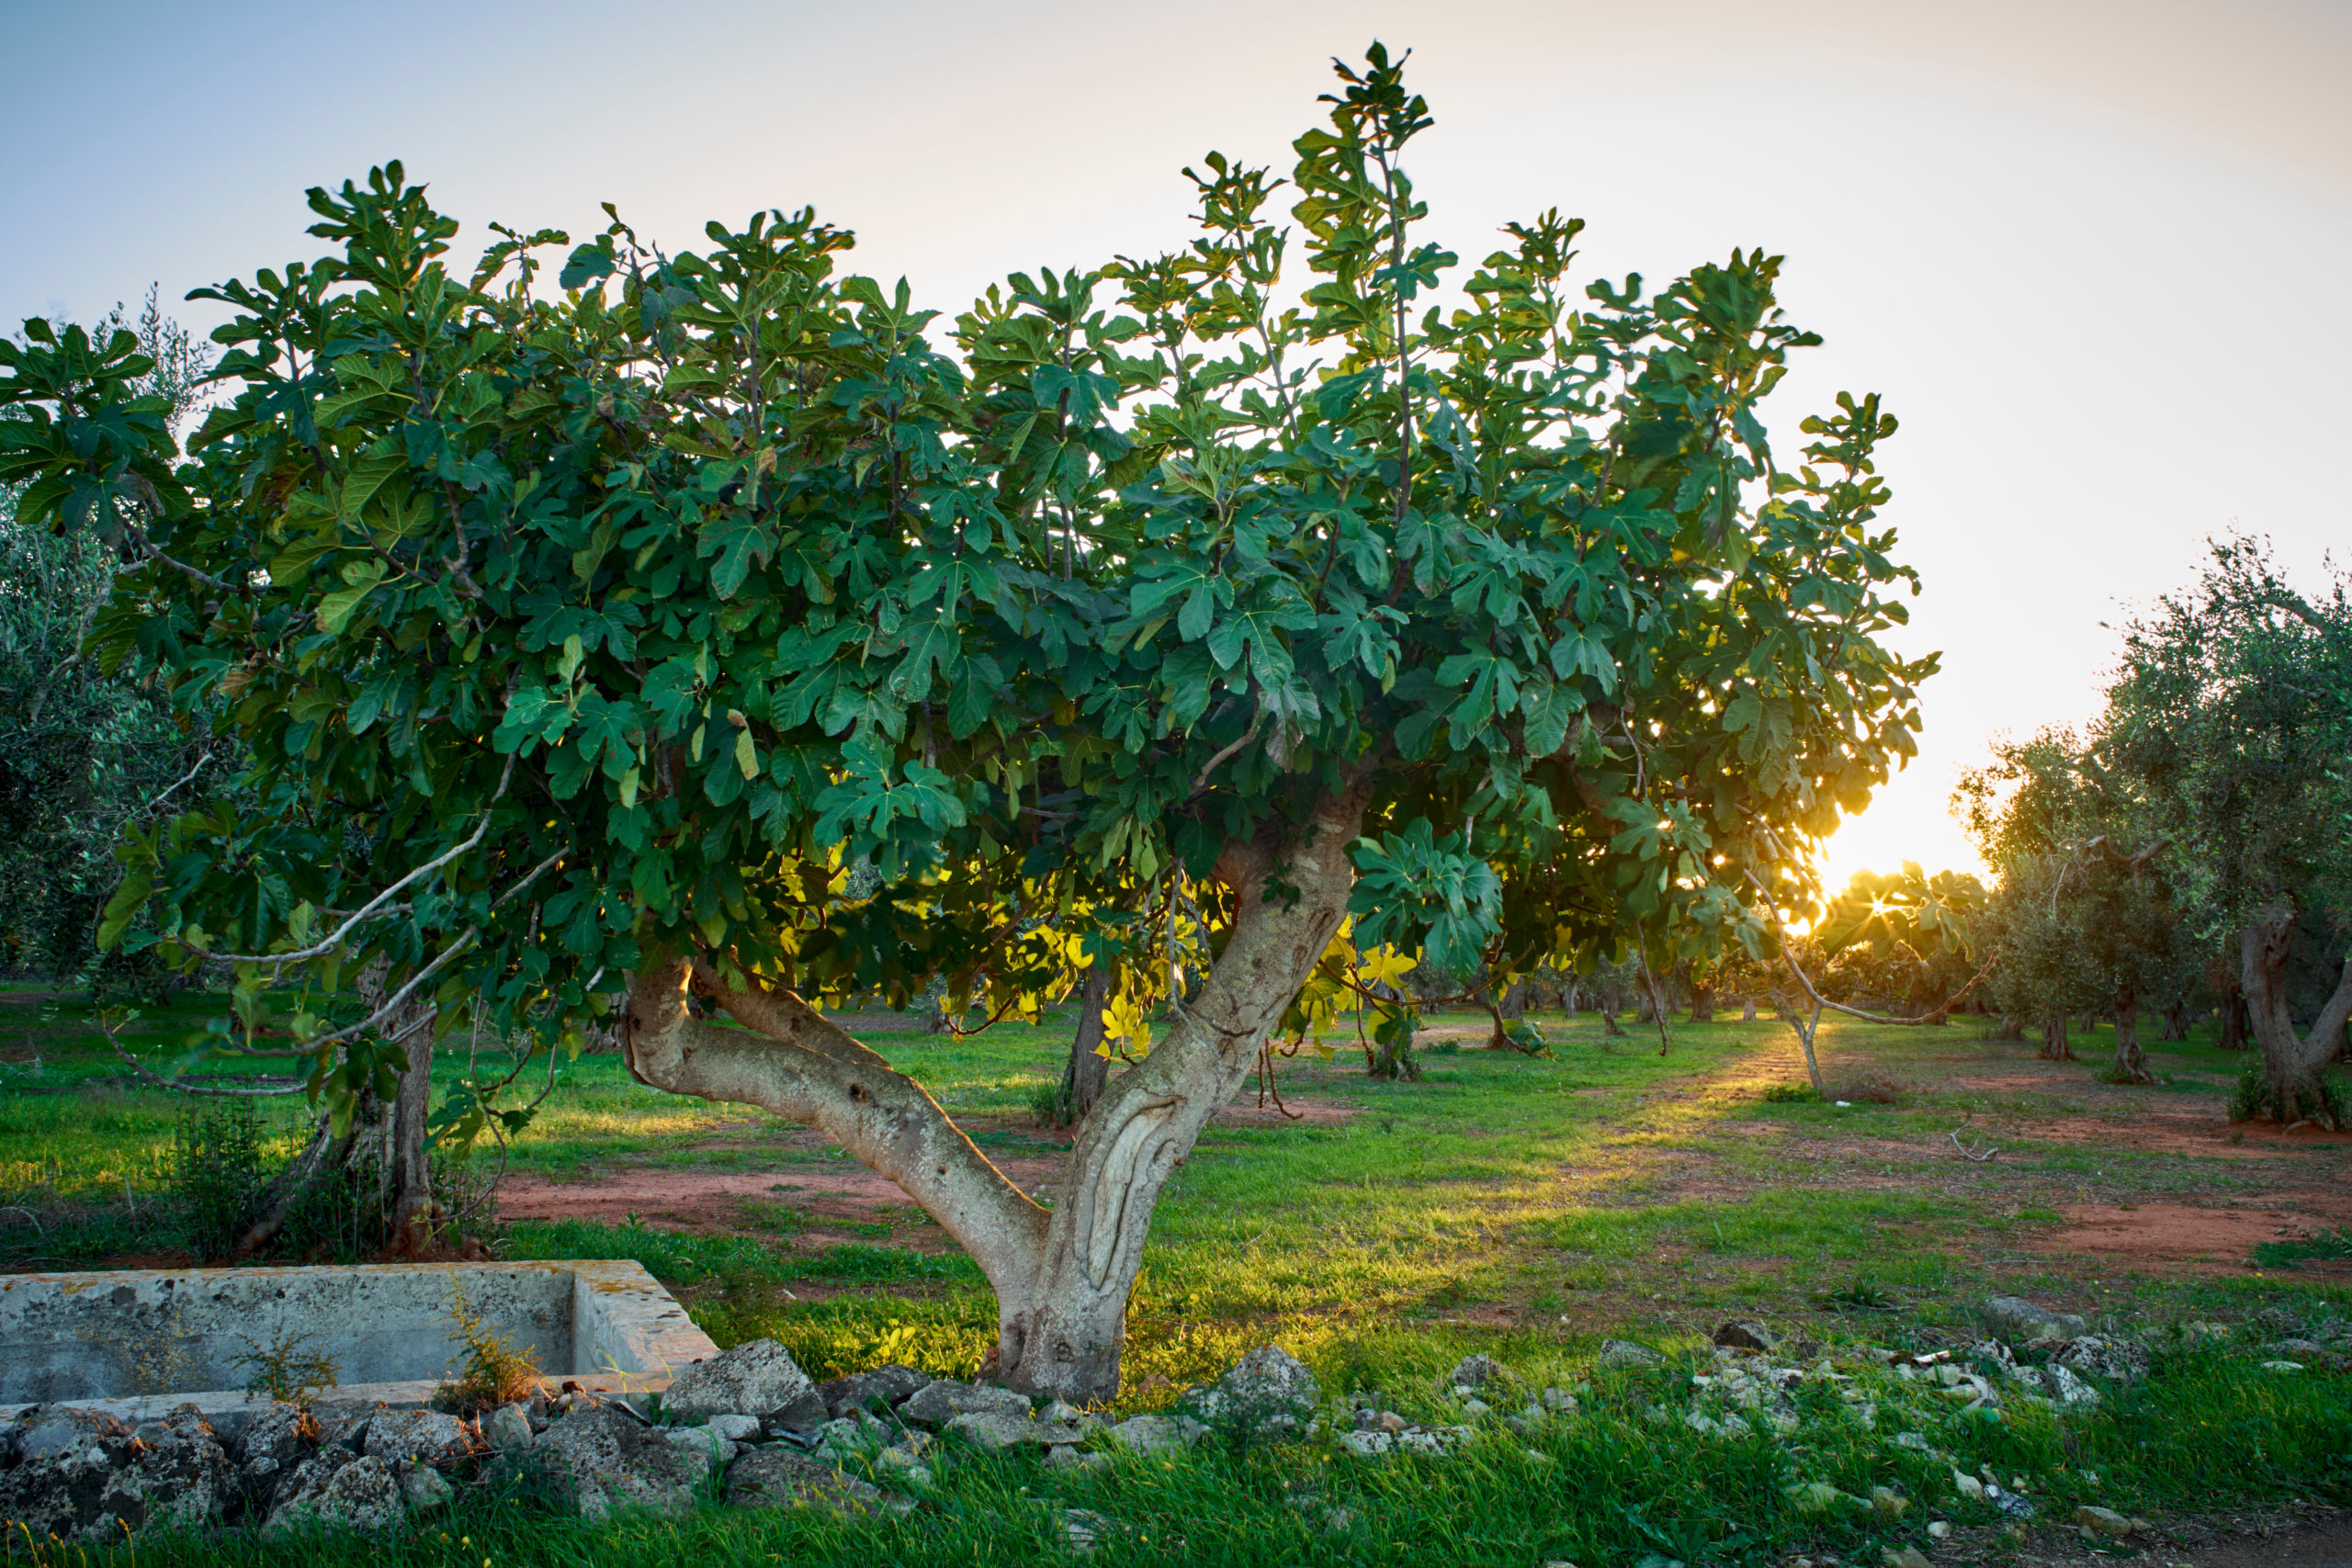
[{"xmin": 6, "ymin": 0, "xmax": 2347, "ymax": 889}]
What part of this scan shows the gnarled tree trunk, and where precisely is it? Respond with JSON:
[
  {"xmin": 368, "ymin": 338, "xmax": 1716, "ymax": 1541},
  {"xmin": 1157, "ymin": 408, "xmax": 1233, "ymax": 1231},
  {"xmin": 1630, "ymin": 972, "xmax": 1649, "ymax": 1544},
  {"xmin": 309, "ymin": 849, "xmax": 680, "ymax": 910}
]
[
  {"xmin": 2241, "ymin": 906, "xmax": 2352, "ymax": 1127},
  {"xmin": 620, "ymin": 784, "xmax": 1367, "ymax": 1404},
  {"xmin": 2038, "ymin": 1010, "xmax": 2075, "ymax": 1061},
  {"xmin": 2158, "ymin": 995, "xmax": 2192, "ymax": 1043},
  {"xmin": 2110, "ymin": 983, "xmax": 2154, "ymax": 1085}
]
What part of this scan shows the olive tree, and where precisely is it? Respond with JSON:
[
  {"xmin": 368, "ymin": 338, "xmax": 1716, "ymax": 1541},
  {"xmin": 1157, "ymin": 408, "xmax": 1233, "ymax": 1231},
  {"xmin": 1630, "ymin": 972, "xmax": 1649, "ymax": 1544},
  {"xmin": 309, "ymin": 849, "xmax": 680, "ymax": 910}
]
[
  {"xmin": 0, "ymin": 49, "xmax": 1932, "ymax": 1399},
  {"xmin": 2103, "ymin": 540, "xmax": 2352, "ymax": 1122}
]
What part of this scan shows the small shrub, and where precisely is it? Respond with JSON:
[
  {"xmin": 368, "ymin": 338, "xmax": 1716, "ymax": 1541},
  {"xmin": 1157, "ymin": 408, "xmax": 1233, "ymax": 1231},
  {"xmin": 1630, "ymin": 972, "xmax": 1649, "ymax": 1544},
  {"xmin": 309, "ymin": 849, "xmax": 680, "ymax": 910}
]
[
  {"xmin": 232, "ymin": 1328, "xmax": 339, "ymax": 1404},
  {"xmin": 435, "ymin": 1278, "xmax": 542, "ymax": 1410},
  {"xmin": 1758, "ymin": 1082, "xmax": 1818, "ymax": 1103},
  {"xmin": 172, "ymin": 1100, "xmax": 269, "ymax": 1261},
  {"xmin": 2227, "ymin": 1062, "xmax": 2351, "ymax": 1127},
  {"xmin": 1819, "ymin": 1274, "xmax": 1898, "ymax": 1314}
]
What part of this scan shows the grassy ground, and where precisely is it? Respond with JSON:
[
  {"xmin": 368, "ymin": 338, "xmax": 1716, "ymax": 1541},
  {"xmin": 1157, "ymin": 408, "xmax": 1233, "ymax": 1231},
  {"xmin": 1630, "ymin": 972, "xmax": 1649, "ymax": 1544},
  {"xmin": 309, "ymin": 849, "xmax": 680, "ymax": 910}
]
[{"xmin": 5, "ymin": 985, "xmax": 2350, "ymax": 1564}]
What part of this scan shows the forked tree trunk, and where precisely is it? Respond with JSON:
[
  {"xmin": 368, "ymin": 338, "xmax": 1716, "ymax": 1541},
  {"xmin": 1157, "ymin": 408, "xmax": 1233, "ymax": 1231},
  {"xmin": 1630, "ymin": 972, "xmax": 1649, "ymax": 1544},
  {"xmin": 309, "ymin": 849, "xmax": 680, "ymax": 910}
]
[
  {"xmin": 2110, "ymin": 984, "xmax": 2155, "ymax": 1085},
  {"xmin": 1776, "ymin": 990, "xmax": 1829, "ymax": 1097},
  {"xmin": 621, "ymin": 784, "xmax": 1368, "ymax": 1404},
  {"xmin": 2241, "ymin": 907, "xmax": 2352, "ymax": 1128}
]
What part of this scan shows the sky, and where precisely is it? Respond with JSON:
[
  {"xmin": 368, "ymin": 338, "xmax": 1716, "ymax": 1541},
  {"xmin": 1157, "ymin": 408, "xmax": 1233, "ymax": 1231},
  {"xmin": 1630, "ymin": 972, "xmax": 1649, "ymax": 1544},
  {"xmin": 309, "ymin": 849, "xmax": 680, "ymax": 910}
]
[{"xmin": 6, "ymin": 0, "xmax": 2347, "ymax": 889}]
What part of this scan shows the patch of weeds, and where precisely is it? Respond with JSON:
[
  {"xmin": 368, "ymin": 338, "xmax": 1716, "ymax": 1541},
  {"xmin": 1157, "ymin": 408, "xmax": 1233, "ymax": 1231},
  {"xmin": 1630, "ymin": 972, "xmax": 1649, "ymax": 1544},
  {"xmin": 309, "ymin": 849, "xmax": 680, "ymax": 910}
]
[
  {"xmin": 172, "ymin": 1098, "xmax": 268, "ymax": 1260},
  {"xmin": 1833, "ymin": 1074, "xmax": 1905, "ymax": 1106},
  {"xmin": 1818, "ymin": 1273, "xmax": 1899, "ymax": 1314},
  {"xmin": 2250, "ymin": 1225, "xmax": 2352, "ymax": 1271},
  {"xmin": 1759, "ymin": 1082, "xmax": 1820, "ymax": 1103},
  {"xmin": 850, "ymin": 1221, "xmax": 893, "ymax": 1238},
  {"xmin": 233, "ymin": 1328, "xmax": 339, "ymax": 1404},
  {"xmin": 434, "ymin": 1278, "xmax": 543, "ymax": 1410}
]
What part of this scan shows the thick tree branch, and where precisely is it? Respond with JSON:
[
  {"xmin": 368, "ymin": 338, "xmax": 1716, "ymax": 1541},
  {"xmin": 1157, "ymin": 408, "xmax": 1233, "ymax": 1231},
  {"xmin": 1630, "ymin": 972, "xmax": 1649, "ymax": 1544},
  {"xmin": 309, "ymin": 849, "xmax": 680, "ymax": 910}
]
[{"xmin": 621, "ymin": 961, "xmax": 1048, "ymax": 1292}]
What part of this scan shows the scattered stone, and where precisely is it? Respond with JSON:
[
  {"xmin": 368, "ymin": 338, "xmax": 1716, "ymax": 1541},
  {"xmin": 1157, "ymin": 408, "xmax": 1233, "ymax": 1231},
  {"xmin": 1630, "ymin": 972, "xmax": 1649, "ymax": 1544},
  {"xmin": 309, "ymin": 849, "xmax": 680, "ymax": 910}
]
[
  {"xmin": 1443, "ymin": 1353, "xmax": 1512, "ymax": 1392},
  {"xmin": 898, "ymin": 1378, "xmax": 1032, "ymax": 1427},
  {"xmin": 2044, "ymin": 1363, "xmax": 2100, "ymax": 1408},
  {"xmin": 364, "ymin": 1408, "xmax": 473, "ymax": 1467},
  {"xmin": 663, "ymin": 1423, "xmax": 741, "ymax": 1465},
  {"xmin": 1952, "ymin": 1470, "xmax": 1985, "ymax": 1499},
  {"xmin": 2053, "ymin": 1335, "xmax": 2147, "ymax": 1382},
  {"xmin": 2262, "ymin": 1359, "xmax": 2305, "ymax": 1373},
  {"xmin": 1542, "ymin": 1386, "xmax": 1577, "ymax": 1413},
  {"xmin": 1785, "ymin": 1481, "xmax": 1853, "ymax": 1514},
  {"xmin": 534, "ymin": 1404, "xmax": 713, "ymax": 1520},
  {"xmin": 1871, "ymin": 1485, "xmax": 1909, "ymax": 1518},
  {"xmin": 1884, "ymin": 1548, "xmax": 1931, "ymax": 1568},
  {"xmin": 1060, "ymin": 1506, "xmax": 1114, "ymax": 1552},
  {"xmin": 1981, "ymin": 1295, "xmax": 2088, "ymax": 1344},
  {"xmin": 875, "ymin": 1444, "xmax": 935, "ymax": 1487},
  {"xmin": 944, "ymin": 1410, "xmax": 1038, "ymax": 1451},
  {"xmin": 0, "ymin": 1403, "xmax": 230, "ymax": 1545},
  {"xmin": 1927, "ymin": 1521, "xmax": 1951, "ymax": 1540},
  {"xmin": 266, "ymin": 1450, "xmax": 402, "ymax": 1535},
  {"xmin": 725, "ymin": 1446, "xmax": 894, "ymax": 1515},
  {"xmin": 1182, "ymin": 1344, "xmax": 1320, "ymax": 1436},
  {"xmin": 1713, "ymin": 1321, "xmax": 1780, "ymax": 1353},
  {"xmin": 2075, "ymin": 1505, "xmax": 2133, "ymax": 1538},
  {"xmin": 1108, "ymin": 1413, "xmax": 1205, "ymax": 1454},
  {"xmin": 2180, "ymin": 1320, "xmax": 2233, "ymax": 1345},
  {"xmin": 818, "ymin": 1363, "xmax": 933, "ymax": 1419},
  {"xmin": 764, "ymin": 1387, "xmax": 831, "ymax": 1437},
  {"xmin": 1600, "ymin": 1339, "xmax": 1668, "ymax": 1370},
  {"xmin": 703, "ymin": 1413, "xmax": 763, "ymax": 1444},
  {"xmin": 663, "ymin": 1338, "xmax": 818, "ymax": 1424},
  {"xmin": 485, "ymin": 1403, "xmax": 536, "ymax": 1453},
  {"xmin": 1043, "ymin": 1445, "xmax": 1110, "ymax": 1473},
  {"xmin": 233, "ymin": 1404, "xmax": 314, "ymax": 1506},
  {"xmin": 308, "ymin": 1401, "xmax": 375, "ymax": 1452},
  {"xmin": 399, "ymin": 1464, "xmax": 454, "ymax": 1513},
  {"xmin": 1340, "ymin": 1429, "xmax": 1394, "ymax": 1458}
]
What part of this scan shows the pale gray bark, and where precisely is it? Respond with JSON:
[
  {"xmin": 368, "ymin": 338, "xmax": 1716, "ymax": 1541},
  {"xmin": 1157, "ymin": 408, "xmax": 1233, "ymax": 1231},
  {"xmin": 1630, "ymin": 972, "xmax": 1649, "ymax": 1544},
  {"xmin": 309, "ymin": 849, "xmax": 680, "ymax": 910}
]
[{"xmin": 622, "ymin": 782, "xmax": 1370, "ymax": 1403}]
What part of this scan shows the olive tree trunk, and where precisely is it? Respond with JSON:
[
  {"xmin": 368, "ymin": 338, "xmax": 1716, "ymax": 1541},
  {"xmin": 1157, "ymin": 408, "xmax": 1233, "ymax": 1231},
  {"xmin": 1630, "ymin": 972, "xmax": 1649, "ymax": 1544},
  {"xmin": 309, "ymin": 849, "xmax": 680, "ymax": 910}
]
[
  {"xmin": 2109, "ymin": 983, "xmax": 2155, "ymax": 1085},
  {"xmin": 620, "ymin": 785, "xmax": 1366, "ymax": 1404},
  {"xmin": 1054, "ymin": 967, "xmax": 1113, "ymax": 1125},
  {"xmin": 2242, "ymin": 906, "xmax": 2352, "ymax": 1126}
]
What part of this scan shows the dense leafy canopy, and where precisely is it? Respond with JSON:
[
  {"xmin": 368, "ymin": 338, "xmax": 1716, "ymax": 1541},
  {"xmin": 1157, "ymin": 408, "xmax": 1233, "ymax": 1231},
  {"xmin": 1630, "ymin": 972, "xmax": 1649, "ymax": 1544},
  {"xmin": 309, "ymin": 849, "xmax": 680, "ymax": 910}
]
[{"xmin": 0, "ymin": 49, "xmax": 1931, "ymax": 1121}]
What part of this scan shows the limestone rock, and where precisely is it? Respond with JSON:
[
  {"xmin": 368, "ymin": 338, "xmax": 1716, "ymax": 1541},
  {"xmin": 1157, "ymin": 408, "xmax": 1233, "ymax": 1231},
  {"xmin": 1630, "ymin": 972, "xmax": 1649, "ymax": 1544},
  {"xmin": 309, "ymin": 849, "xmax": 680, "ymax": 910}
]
[
  {"xmin": 365, "ymin": 1408, "xmax": 474, "ymax": 1467},
  {"xmin": 1107, "ymin": 1413, "xmax": 1205, "ymax": 1455},
  {"xmin": 1981, "ymin": 1295, "xmax": 2087, "ymax": 1345},
  {"xmin": 897, "ymin": 1378, "xmax": 1031, "ymax": 1427},
  {"xmin": 0, "ymin": 1403, "xmax": 229, "ymax": 1544},
  {"xmin": 233, "ymin": 1403, "xmax": 315, "ymax": 1509},
  {"xmin": 400, "ymin": 1464, "xmax": 454, "ymax": 1513},
  {"xmin": 534, "ymin": 1404, "xmax": 712, "ymax": 1520},
  {"xmin": 1044, "ymin": 1445, "xmax": 1110, "ymax": 1473},
  {"xmin": 1599, "ymin": 1339, "xmax": 1668, "ymax": 1370},
  {"xmin": 763, "ymin": 1388, "xmax": 831, "ymax": 1437},
  {"xmin": 704, "ymin": 1412, "xmax": 763, "ymax": 1444},
  {"xmin": 945, "ymin": 1410, "xmax": 1039, "ymax": 1450},
  {"xmin": 1442, "ymin": 1353, "xmax": 1512, "ymax": 1393},
  {"xmin": 2044, "ymin": 1363, "xmax": 2101, "ymax": 1407},
  {"xmin": 663, "ymin": 1424, "xmax": 741, "ymax": 1465},
  {"xmin": 1713, "ymin": 1321, "xmax": 1780, "ymax": 1353},
  {"xmin": 1182, "ymin": 1344, "xmax": 1320, "ymax": 1436},
  {"xmin": 725, "ymin": 1446, "xmax": 892, "ymax": 1515},
  {"xmin": 2075, "ymin": 1505, "xmax": 2132, "ymax": 1538},
  {"xmin": 485, "ymin": 1403, "xmax": 536, "ymax": 1452},
  {"xmin": 266, "ymin": 1450, "xmax": 402, "ymax": 1535},
  {"xmin": 819, "ymin": 1363, "xmax": 933, "ymax": 1419},
  {"xmin": 662, "ymin": 1338, "xmax": 817, "ymax": 1424}
]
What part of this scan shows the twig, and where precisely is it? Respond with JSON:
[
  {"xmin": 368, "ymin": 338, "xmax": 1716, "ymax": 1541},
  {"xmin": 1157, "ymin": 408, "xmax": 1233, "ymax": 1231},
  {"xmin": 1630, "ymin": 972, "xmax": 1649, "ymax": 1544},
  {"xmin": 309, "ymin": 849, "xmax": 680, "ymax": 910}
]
[
  {"xmin": 1949, "ymin": 1117, "xmax": 2001, "ymax": 1163},
  {"xmin": 97, "ymin": 1012, "xmax": 310, "ymax": 1097},
  {"xmin": 1190, "ymin": 720, "xmax": 1262, "ymax": 795}
]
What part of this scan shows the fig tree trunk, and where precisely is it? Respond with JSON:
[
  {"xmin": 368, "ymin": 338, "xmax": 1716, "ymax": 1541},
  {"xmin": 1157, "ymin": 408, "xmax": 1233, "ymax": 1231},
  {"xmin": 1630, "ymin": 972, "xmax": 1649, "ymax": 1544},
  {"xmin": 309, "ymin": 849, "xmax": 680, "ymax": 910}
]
[
  {"xmin": 2241, "ymin": 906, "xmax": 2352, "ymax": 1127},
  {"xmin": 620, "ymin": 786, "xmax": 1366, "ymax": 1404}
]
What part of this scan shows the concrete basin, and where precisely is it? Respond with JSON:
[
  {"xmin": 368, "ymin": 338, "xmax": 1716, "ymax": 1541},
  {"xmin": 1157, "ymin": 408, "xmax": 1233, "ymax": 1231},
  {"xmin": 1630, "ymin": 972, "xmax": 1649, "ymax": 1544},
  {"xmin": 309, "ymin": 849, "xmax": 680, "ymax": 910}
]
[{"xmin": 0, "ymin": 1259, "xmax": 718, "ymax": 1424}]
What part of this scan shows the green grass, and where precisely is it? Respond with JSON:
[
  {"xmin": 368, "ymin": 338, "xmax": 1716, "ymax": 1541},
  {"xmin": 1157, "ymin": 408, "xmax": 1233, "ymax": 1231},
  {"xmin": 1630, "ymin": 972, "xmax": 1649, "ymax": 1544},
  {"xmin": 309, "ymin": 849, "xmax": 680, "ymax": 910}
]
[{"xmin": 7, "ymin": 987, "xmax": 2352, "ymax": 1562}]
